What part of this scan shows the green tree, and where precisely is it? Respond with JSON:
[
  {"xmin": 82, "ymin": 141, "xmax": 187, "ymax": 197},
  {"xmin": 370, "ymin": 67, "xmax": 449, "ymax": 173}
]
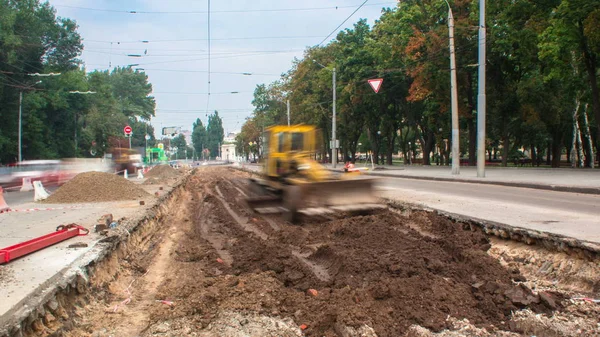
[
  {"xmin": 206, "ymin": 111, "xmax": 224, "ymax": 159},
  {"xmin": 170, "ymin": 134, "xmax": 187, "ymax": 159},
  {"xmin": 192, "ymin": 118, "xmax": 208, "ymax": 158}
]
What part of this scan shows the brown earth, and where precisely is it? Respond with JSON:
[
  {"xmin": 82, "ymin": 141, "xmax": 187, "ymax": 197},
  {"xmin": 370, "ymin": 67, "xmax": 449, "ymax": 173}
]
[
  {"xmin": 43, "ymin": 171, "xmax": 151, "ymax": 203},
  {"xmin": 55, "ymin": 167, "xmax": 598, "ymax": 337},
  {"xmin": 145, "ymin": 165, "xmax": 181, "ymax": 179}
]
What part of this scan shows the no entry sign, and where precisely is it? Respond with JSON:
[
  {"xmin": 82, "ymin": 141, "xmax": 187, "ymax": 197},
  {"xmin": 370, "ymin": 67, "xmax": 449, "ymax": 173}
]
[{"xmin": 124, "ymin": 125, "xmax": 132, "ymax": 135}]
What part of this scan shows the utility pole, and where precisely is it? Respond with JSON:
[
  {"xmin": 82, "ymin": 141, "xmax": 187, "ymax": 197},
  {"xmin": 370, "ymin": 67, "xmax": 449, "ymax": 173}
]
[
  {"xmin": 18, "ymin": 91, "xmax": 22, "ymax": 162},
  {"xmin": 287, "ymin": 100, "xmax": 290, "ymax": 126},
  {"xmin": 332, "ymin": 67, "xmax": 337, "ymax": 168},
  {"xmin": 477, "ymin": 0, "xmax": 487, "ymax": 177},
  {"xmin": 447, "ymin": 1, "xmax": 460, "ymax": 175}
]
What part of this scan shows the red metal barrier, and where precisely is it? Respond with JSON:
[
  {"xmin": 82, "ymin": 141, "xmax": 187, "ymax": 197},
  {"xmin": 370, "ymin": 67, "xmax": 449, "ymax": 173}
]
[{"xmin": 0, "ymin": 224, "xmax": 89, "ymax": 264}]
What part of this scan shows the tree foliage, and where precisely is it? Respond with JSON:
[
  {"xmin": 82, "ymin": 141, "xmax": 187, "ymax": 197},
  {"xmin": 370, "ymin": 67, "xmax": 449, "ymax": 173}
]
[
  {"xmin": 0, "ymin": 1, "xmax": 156, "ymax": 163},
  {"xmin": 239, "ymin": 0, "xmax": 600, "ymax": 167}
]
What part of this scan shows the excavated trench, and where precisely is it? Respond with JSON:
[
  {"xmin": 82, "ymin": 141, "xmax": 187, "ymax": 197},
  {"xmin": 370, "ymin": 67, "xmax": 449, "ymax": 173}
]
[{"xmin": 15, "ymin": 167, "xmax": 600, "ymax": 337}]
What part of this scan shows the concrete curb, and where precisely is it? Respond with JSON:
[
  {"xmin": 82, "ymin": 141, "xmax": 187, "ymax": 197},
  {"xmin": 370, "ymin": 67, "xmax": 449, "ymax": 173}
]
[
  {"xmin": 348, "ymin": 170, "xmax": 600, "ymax": 195},
  {"xmin": 387, "ymin": 200, "xmax": 600, "ymax": 257}
]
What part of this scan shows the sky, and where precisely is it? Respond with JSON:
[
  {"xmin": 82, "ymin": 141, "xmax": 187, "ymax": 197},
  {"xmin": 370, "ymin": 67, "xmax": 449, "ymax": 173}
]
[{"xmin": 49, "ymin": 0, "xmax": 398, "ymax": 137}]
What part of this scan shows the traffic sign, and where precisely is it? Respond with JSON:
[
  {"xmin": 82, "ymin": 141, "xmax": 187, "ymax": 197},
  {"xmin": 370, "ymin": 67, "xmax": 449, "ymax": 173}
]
[
  {"xmin": 124, "ymin": 125, "xmax": 132, "ymax": 135},
  {"xmin": 368, "ymin": 78, "xmax": 383, "ymax": 93}
]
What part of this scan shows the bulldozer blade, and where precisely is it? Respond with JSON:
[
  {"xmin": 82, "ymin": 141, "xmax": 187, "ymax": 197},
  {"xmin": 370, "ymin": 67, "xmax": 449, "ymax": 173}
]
[
  {"xmin": 245, "ymin": 195, "xmax": 284, "ymax": 214},
  {"xmin": 293, "ymin": 177, "xmax": 382, "ymax": 211}
]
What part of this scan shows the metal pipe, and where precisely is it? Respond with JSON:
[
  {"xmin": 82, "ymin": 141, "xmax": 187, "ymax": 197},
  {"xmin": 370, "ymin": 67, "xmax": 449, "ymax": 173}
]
[
  {"xmin": 447, "ymin": 3, "xmax": 460, "ymax": 175},
  {"xmin": 477, "ymin": 0, "xmax": 487, "ymax": 177},
  {"xmin": 18, "ymin": 91, "xmax": 22, "ymax": 162},
  {"xmin": 332, "ymin": 68, "xmax": 337, "ymax": 168}
]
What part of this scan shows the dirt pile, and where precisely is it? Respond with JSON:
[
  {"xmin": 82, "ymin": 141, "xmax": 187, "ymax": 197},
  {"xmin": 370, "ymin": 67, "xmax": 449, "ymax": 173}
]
[
  {"xmin": 44, "ymin": 171, "xmax": 151, "ymax": 203},
  {"xmin": 53, "ymin": 168, "xmax": 598, "ymax": 337},
  {"xmin": 145, "ymin": 165, "xmax": 180, "ymax": 179},
  {"xmin": 139, "ymin": 169, "xmax": 555, "ymax": 336}
]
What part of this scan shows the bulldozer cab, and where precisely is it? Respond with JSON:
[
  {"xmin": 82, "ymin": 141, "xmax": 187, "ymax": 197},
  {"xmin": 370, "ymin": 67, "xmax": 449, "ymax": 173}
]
[{"xmin": 263, "ymin": 125, "xmax": 316, "ymax": 178}]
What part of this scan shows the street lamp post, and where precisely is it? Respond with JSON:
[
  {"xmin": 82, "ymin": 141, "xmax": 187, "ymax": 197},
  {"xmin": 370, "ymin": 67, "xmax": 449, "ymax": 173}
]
[
  {"xmin": 332, "ymin": 67, "xmax": 337, "ymax": 168},
  {"xmin": 18, "ymin": 91, "xmax": 23, "ymax": 162},
  {"xmin": 477, "ymin": 0, "xmax": 487, "ymax": 177},
  {"xmin": 312, "ymin": 60, "xmax": 337, "ymax": 168},
  {"xmin": 445, "ymin": 0, "xmax": 460, "ymax": 175},
  {"xmin": 18, "ymin": 73, "xmax": 61, "ymax": 162},
  {"xmin": 68, "ymin": 91, "xmax": 97, "ymax": 156}
]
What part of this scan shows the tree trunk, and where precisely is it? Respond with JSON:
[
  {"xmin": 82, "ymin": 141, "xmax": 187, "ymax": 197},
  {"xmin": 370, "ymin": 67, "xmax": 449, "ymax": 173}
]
[
  {"xmin": 571, "ymin": 99, "xmax": 580, "ymax": 167},
  {"xmin": 502, "ymin": 134, "xmax": 509, "ymax": 167},
  {"xmin": 551, "ymin": 136, "xmax": 562, "ymax": 168},
  {"xmin": 421, "ymin": 130, "xmax": 434, "ymax": 165},
  {"xmin": 531, "ymin": 145, "xmax": 536, "ymax": 167},
  {"xmin": 576, "ymin": 121, "xmax": 584, "ymax": 168},
  {"xmin": 546, "ymin": 141, "xmax": 552, "ymax": 165},
  {"xmin": 468, "ymin": 117, "xmax": 476, "ymax": 166},
  {"xmin": 386, "ymin": 134, "xmax": 396, "ymax": 165},
  {"xmin": 579, "ymin": 22, "xmax": 600, "ymax": 168},
  {"xmin": 581, "ymin": 104, "xmax": 595, "ymax": 168}
]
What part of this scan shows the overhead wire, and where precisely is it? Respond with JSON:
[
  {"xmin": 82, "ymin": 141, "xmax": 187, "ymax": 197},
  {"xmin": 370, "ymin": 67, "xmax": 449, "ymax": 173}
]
[
  {"xmin": 84, "ymin": 35, "xmax": 325, "ymax": 44},
  {"xmin": 54, "ymin": 2, "xmax": 397, "ymax": 15},
  {"xmin": 205, "ymin": 0, "xmax": 211, "ymax": 117},
  {"xmin": 318, "ymin": 0, "xmax": 370, "ymax": 46}
]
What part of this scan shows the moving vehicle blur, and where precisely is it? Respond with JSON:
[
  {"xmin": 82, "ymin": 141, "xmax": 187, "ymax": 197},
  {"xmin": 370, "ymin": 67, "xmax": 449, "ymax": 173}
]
[
  {"xmin": 111, "ymin": 147, "xmax": 142, "ymax": 174},
  {"xmin": 0, "ymin": 159, "xmax": 112, "ymax": 190}
]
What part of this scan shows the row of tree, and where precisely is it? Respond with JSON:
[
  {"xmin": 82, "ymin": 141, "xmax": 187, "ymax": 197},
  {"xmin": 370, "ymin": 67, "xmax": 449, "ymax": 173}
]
[
  {"xmin": 237, "ymin": 0, "xmax": 600, "ymax": 168},
  {"xmin": 192, "ymin": 111, "xmax": 225, "ymax": 160},
  {"xmin": 0, "ymin": 0, "xmax": 157, "ymax": 164}
]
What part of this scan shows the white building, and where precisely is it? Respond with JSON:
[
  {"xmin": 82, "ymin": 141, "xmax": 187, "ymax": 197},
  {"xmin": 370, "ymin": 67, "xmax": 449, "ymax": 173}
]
[{"xmin": 221, "ymin": 143, "xmax": 237, "ymax": 162}]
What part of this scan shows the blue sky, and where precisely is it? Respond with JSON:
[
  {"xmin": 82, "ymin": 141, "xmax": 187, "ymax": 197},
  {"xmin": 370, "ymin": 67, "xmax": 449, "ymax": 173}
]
[{"xmin": 50, "ymin": 0, "xmax": 397, "ymax": 137}]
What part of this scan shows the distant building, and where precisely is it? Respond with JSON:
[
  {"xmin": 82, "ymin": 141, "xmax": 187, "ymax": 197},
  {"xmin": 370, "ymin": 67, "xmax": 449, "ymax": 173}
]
[
  {"xmin": 224, "ymin": 132, "xmax": 237, "ymax": 144},
  {"xmin": 221, "ymin": 143, "xmax": 236, "ymax": 162},
  {"xmin": 181, "ymin": 130, "xmax": 192, "ymax": 146}
]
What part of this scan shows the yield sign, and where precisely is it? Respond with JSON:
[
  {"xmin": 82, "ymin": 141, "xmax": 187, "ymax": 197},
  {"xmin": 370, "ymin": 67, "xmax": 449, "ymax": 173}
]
[{"xmin": 368, "ymin": 78, "xmax": 383, "ymax": 93}]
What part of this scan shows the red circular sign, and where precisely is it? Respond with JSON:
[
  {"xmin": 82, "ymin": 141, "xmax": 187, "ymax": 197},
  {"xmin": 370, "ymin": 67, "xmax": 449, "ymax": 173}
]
[{"xmin": 124, "ymin": 125, "xmax": 132, "ymax": 135}]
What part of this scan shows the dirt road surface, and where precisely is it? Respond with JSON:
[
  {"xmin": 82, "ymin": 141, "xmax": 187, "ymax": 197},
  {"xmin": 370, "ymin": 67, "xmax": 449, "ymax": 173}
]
[{"xmin": 31, "ymin": 167, "xmax": 598, "ymax": 337}]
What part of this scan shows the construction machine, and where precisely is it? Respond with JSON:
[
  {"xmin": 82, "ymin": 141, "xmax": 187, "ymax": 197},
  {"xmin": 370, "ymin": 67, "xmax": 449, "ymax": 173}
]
[{"xmin": 245, "ymin": 125, "xmax": 383, "ymax": 223}]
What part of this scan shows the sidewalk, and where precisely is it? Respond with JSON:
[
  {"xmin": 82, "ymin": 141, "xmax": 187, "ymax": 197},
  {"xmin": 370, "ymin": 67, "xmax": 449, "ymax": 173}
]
[
  {"xmin": 332, "ymin": 164, "xmax": 600, "ymax": 194},
  {"xmin": 0, "ymin": 179, "xmax": 172, "ymax": 334}
]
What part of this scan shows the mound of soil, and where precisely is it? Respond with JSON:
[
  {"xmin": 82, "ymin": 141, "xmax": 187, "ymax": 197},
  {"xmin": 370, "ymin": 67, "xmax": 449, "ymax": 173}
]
[
  {"xmin": 143, "ymin": 177, "xmax": 163, "ymax": 185},
  {"xmin": 140, "ymin": 169, "xmax": 555, "ymax": 337},
  {"xmin": 145, "ymin": 165, "xmax": 180, "ymax": 179},
  {"xmin": 44, "ymin": 171, "xmax": 151, "ymax": 203}
]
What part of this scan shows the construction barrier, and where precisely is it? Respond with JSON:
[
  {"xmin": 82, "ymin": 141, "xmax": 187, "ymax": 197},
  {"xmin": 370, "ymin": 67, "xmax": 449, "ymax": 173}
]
[
  {"xmin": 0, "ymin": 224, "xmax": 89, "ymax": 264},
  {"xmin": 137, "ymin": 170, "xmax": 144, "ymax": 179},
  {"xmin": 0, "ymin": 187, "xmax": 10, "ymax": 213},
  {"xmin": 20, "ymin": 178, "xmax": 34, "ymax": 192},
  {"xmin": 33, "ymin": 181, "xmax": 51, "ymax": 201},
  {"xmin": 124, "ymin": 169, "xmax": 128, "ymax": 179}
]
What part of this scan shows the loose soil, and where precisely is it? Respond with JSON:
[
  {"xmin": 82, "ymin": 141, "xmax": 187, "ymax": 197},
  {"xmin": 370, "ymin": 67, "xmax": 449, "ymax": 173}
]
[
  {"xmin": 145, "ymin": 165, "xmax": 181, "ymax": 179},
  {"xmin": 44, "ymin": 172, "xmax": 151, "ymax": 203},
  {"xmin": 47, "ymin": 167, "xmax": 598, "ymax": 337}
]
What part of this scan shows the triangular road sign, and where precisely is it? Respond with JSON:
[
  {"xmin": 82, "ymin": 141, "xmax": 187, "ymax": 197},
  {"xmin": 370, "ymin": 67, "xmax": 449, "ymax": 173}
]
[{"xmin": 368, "ymin": 78, "xmax": 383, "ymax": 93}]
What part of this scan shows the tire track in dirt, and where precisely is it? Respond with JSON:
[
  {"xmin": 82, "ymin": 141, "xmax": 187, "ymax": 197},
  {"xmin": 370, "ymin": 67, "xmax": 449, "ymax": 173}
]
[
  {"xmin": 60, "ymin": 167, "xmax": 599, "ymax": 337},
  {"xmin": 193, "ymin": 184, "xmax": 234, "ymax": 266},
  {"xmin": 212, "ymin": 180, "xmax": 333, "ymax": 285}
]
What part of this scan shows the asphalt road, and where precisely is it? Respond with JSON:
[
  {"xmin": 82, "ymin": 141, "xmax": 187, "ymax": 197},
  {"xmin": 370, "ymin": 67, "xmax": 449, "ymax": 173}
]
[
  {"xmin": 3, "ymin": 187, "xmax": 58, "ymax": 208},
  {"xmin": 376, "ymin": 177, "xmax": 600, "ymax": 243}
]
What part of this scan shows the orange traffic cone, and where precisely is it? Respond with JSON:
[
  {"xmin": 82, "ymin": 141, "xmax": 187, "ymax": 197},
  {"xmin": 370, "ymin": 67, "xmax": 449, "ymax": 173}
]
[{"xmin": 0, "ymin": 187, "xmax": 10, "ymax": 213}]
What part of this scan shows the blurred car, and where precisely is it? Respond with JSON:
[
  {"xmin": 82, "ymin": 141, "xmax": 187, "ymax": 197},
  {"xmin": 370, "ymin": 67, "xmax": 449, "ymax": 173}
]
[{"xmin": 0, "ymin": 160, "xmax": 62, "ymax": 189}]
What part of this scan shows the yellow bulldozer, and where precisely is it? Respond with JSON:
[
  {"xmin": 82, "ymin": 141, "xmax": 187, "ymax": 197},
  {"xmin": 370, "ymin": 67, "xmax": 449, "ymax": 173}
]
[{"xmin": 245, "ymin": 124, "xmax": 383, "ymax": 223}]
